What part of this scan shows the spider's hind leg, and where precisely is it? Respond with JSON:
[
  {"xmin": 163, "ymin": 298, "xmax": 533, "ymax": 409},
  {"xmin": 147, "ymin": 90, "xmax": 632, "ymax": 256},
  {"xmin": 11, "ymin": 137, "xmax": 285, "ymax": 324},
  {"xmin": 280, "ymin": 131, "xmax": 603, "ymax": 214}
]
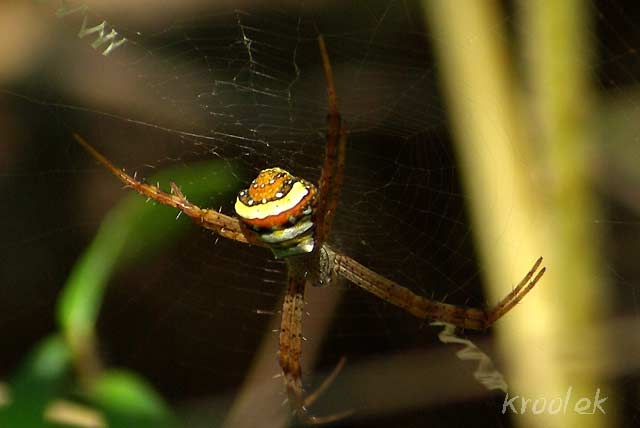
[{"xmin": 279, "ymin": 269, "xmax": 352, "ymax": 424}]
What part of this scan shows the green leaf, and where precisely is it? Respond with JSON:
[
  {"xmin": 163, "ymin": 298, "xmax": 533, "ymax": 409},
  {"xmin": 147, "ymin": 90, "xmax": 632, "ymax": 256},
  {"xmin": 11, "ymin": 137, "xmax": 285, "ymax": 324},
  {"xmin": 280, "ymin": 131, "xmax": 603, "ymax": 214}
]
[
  {"xmin": 0, "ymin": 335, "xmax": 71, "ymax": 428},
  {"xmin": 57, "ymin": 159, "xmax": 240, "ymax": 354},
  {"xmin": 92, "ymin": 370, "xmax": 176, "ymax": 428}
]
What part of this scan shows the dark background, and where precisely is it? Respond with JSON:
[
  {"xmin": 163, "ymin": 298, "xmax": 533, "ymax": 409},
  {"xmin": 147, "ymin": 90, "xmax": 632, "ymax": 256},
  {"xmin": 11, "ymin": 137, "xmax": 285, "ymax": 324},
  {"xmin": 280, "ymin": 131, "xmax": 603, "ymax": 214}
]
[{"xmin": 2, "ymin": 1, "xmax": 640, "ymax": 427}]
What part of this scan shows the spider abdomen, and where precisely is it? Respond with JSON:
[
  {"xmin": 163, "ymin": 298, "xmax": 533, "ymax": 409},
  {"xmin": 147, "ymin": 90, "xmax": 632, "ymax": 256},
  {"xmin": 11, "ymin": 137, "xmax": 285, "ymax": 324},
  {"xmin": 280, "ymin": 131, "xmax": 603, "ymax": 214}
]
[{"xmin": 235, "ymin": 167, "xmax": 317, "ymax": 258}]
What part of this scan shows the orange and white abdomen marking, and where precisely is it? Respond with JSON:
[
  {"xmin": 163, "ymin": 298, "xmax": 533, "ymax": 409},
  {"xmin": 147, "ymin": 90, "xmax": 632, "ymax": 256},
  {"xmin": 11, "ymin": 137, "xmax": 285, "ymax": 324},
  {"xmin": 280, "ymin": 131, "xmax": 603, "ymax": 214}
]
[{"xmin": 235, "ymin": 168, "xmax": 317, "ymax": 258}]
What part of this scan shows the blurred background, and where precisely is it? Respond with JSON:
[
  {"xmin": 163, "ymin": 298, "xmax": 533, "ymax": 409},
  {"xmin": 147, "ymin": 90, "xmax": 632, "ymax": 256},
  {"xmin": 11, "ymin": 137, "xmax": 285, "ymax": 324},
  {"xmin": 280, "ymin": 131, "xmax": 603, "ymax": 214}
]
[{"xmin": 1, "ymin": 1, "xmax": 639, "ymax": 427}]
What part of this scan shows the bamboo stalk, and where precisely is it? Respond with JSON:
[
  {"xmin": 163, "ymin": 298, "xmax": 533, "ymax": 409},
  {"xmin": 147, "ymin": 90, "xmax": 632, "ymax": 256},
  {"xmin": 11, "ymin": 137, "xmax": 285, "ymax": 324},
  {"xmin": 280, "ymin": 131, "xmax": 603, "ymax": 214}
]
[
  {"xmin": 422, "ymin": 0, "xmax": 613, "ymax": 426},
  {"xmin": 517, "ymin": 0, "xmax": 613, "ymax": 426}
]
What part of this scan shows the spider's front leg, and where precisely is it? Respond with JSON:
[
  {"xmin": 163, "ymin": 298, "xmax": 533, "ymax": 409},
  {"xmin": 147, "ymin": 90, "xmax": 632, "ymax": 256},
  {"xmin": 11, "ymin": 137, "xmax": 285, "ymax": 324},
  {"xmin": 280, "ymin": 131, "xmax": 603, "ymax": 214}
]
[{"xmin": 73, "ymin": 133, "xmax": 256, "ymax": 245}]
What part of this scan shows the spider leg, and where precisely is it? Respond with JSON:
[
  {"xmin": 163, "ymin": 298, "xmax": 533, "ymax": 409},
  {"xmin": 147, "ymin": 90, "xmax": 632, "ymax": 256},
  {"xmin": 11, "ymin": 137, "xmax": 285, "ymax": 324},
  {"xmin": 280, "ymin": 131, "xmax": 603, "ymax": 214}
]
[
  {"xmin": 485, "ymin": 256, "xmax": 546, "ymax": 325},
  {"xmin": 330, "ymin": 246, "xmax": 545, "ymax": 331},
  {"xmin": 315, "ymin": 35, "xmax": 347, "ymax": 244},
  {"xmin": 278, "ymin": 270, "xmax": 352, "ymax": 424},
  {"xmin": 321, "ymin": 123, "xmax": 346, "ymax": 241},
  {"xmin": 73, "ymin": 133, "xmax": 260, "ymax": 245},
  {"xmin": 279, "ymin": 272, "xmax": 306, "ymax": 414}
]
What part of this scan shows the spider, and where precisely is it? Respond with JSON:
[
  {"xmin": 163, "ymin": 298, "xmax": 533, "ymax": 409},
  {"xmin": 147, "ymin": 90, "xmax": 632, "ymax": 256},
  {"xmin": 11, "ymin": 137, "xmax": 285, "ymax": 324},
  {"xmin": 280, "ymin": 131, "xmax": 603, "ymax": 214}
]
[{"xmin": 74, "ymin": 35, "xmax": 545, "ymax": 424}]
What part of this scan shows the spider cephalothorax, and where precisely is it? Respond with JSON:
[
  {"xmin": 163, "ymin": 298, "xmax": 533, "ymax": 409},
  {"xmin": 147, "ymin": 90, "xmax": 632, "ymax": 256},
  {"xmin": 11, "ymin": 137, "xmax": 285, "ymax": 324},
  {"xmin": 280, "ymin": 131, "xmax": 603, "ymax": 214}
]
[{"xmin": 235, "ymin": 167, "xmax": 318, "ymax": 258}]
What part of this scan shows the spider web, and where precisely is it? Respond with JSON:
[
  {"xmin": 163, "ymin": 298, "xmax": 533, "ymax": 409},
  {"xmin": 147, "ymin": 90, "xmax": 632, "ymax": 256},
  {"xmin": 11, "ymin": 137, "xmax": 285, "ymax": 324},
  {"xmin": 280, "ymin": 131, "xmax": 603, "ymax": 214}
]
[{"xmin": 2, "ymin": 1, "xmax": 640, "ymax": 427}]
